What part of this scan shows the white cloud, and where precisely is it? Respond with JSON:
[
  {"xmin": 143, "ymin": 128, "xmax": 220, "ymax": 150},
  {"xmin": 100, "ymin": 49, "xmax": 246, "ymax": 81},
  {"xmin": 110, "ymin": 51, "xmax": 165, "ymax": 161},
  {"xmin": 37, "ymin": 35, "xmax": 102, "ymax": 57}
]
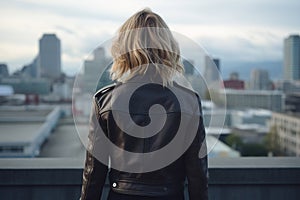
[
  {"xmin": 0, "ymin": 0, "xmax": 299, "ymax": 75},
  {"xmin": 171, "ymin": 24, "xmax": 287, "ymax": 62}
]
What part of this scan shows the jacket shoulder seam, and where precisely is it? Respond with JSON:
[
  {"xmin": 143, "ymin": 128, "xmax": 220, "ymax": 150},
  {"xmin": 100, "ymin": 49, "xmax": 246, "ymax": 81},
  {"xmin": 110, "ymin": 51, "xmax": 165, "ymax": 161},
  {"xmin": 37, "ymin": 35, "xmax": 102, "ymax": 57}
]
[{"xmin": 94, "ymin": 83, "xmax": 117, "ymax": 99}]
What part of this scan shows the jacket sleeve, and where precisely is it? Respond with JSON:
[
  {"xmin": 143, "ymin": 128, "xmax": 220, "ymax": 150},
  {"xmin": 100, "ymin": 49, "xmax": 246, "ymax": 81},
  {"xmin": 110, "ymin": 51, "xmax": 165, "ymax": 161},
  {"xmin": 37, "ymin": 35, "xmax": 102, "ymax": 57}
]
[
  {"xmin": 184, "ymin": 98, "xmax": 208, "ymax": 200},
  {"xmin": 80, "ymin": 98, "xmax": 108, "ymax": 200},
  {"xmin": 80, "ymin": 152, "xmax": 108, "ymax": 200}
]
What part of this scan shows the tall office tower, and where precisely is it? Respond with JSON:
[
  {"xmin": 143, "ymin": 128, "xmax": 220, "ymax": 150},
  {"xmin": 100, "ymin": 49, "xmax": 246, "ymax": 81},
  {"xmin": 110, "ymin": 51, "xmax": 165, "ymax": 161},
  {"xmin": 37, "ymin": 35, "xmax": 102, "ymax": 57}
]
[
  {"xmin": 183, "ymin": 59, "xmax": 195, "ymax": 75},
  {"xmin": 249, "ymin": 69, "xmax": 270, "ymax": 90},
  {"xmin": 0, "ymin": 63, "xmax": 9, "ymax": 77},
  {"xmin": 204, "ymin": 56, "xmax": 221, "ymax": 84},
  {"xmin": 39, "ymin": 34, "xmax": 61, "ymax": 80},
  {"xmin": 284, "ymin": 35, "xmax": 300, "ymax": 80},
  {"xmin": 84, "ymin": 47, "xmax": 111, "ymax": 92}
]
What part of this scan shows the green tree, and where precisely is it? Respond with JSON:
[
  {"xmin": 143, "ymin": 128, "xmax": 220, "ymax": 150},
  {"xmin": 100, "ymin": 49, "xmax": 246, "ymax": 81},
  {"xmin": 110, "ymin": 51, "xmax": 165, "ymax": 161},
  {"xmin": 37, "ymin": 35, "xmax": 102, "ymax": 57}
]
[
  {"xmin": 264, "ymin": 125, "xmax": 281, "ymax": 156},
  {"xmin": 205, "ymin": 89, "xmax": 211, "ymax": 100},
  {"xmin": 225, "ymin": 133, "xmax": 243, "ymax": 151},
  {"xmin": 241, "ymin": 143, "xmax": 268, "ymax": 156}
]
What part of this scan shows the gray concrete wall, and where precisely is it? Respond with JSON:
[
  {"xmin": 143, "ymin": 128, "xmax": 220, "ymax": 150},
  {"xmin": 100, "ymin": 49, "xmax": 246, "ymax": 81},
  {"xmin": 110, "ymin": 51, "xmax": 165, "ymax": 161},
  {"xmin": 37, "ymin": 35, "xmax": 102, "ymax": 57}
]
[{"xmin": 0, "ymin": 157, "xmax": 300, "ymax": 200}]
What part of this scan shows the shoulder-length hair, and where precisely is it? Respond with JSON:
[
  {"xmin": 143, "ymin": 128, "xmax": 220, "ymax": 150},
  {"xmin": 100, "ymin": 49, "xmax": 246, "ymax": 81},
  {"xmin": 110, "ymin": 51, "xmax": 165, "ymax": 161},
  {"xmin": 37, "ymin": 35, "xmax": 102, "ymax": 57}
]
[{"xmin": 110, "ymin": 8, "xmax": 184, "ymax": 86}]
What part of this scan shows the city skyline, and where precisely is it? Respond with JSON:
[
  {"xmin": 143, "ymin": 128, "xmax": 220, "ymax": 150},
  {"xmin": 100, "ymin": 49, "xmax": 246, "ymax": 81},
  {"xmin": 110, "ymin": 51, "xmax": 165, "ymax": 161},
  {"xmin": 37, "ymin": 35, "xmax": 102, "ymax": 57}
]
[{"xmin": 0, "ymin": 0, "xmax": 300, "ymax": 79}]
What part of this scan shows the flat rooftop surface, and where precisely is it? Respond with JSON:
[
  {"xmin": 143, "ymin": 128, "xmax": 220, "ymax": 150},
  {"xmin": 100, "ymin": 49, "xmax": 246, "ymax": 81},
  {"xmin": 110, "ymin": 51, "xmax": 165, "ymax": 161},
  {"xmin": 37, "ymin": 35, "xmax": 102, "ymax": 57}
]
[
  {"xmin": 0, "ymin": 110, "xmax": 50, "ymax": 118},
  {"xmin": 39, "ymin": 123, "xmax": 85, "ymax": 159},
  {"xmin": 0, "ymin": 122, "xmax": 44, "ymax": 144},
  {"xmin": 0, "ymin": 109, "xmax": 51, "ymax": 122}
]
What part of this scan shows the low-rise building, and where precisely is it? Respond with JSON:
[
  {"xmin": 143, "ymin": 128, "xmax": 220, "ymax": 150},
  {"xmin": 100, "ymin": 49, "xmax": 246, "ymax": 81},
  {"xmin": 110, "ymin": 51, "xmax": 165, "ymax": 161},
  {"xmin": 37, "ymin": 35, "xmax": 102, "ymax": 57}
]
[
  {"xmin": 270, "ymin": 112, "xmax": 300, "ymax": 156},
  {"xmin": 216, "ymin": 89, "xmax": 283, "ymax": 112},
  {"xmin": 231, "ymin": 109, "xmax": 272, "ymax": 126}
]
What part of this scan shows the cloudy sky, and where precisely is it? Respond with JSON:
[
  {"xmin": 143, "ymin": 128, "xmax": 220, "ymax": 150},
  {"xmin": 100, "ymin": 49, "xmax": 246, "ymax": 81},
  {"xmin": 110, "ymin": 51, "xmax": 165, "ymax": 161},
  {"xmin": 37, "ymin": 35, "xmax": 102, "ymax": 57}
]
[{"xmin": 1, "ymin": 0, "xmax": 299, "ymax": 79}]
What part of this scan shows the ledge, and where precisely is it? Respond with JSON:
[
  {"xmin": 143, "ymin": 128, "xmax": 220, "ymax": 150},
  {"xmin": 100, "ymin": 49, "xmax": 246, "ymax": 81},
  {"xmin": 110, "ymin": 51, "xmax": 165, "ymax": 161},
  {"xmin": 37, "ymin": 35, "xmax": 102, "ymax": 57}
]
[{"xmin": 0, "ymin": 157, "xmax": 300, "ymax": 200}]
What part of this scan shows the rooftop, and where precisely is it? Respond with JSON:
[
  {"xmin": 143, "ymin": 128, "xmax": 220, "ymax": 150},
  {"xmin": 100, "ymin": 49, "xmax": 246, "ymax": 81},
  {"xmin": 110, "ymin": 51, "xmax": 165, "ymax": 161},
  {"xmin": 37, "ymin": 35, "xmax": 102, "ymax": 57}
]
[
  {"xmin": 221, "ymin": 89, "xmax": 283, "ymax": 95},
  {"xmin": 0, "ymin": 122, "xmax": 44, "ymax": 144},
  {"xmin": 39, "ymin": 124, "xmax": 85, "ymax": 159},
  {"xmin": 0, "ymin": 106, "xmax": 61, "ymax": 157},
  {"xmin": 272, "ymin": 111, "xmax": 300, "ymax": 120},
  {"xmin": 233, "ymin": 123, "xmax": 269, "ymax": 133},
  {"xmin": 234, "ymin": 109, "xmax": 272, "ymax": 117}
]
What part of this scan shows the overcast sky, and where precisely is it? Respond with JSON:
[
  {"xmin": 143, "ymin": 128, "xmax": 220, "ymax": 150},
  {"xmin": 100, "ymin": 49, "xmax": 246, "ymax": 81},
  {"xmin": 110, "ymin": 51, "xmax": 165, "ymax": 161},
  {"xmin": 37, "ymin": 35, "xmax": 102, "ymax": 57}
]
[{"xmin": 0, "ymin": 0, "xmax": 299, "ymax": 76}]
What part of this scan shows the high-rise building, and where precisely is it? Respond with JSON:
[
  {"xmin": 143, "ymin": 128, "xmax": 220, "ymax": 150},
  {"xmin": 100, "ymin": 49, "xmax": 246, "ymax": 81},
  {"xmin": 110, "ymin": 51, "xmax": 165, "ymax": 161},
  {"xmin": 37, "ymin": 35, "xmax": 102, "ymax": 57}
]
[
  {"xmin": 0, "ymin": 63, "xmax": 9, "ymax": 77},
  {"xmin": 249, "ymin": 69, "xmax": 271, "ymax": 90},
  {"xmin": 284, "ymin": 35, "xmax": 300, "ymax": 80},
  {"xmin": 275, "ymin": 80, "xmax": 300, "ymax": 94},
  {"xmin": 204, "ymin": 56, "xmax": 221, "ymax": 84},
  {"xmin": 183, "ymin": 59, "xmax": 195, "ymax": 75},
  {"xmin": 83, "ymin": 47, "xmax": 111, "ymax": 93},
  {"xmin": 39, "ymin": 34, "xmax": 61, "ymax": 80},
  {"xmin": 285, "ymin": 93, "xmax": 300, "ymax": 113},
  {"xmin": 21, "ymin": 56, "xmax": 40, "ymax": 78}
]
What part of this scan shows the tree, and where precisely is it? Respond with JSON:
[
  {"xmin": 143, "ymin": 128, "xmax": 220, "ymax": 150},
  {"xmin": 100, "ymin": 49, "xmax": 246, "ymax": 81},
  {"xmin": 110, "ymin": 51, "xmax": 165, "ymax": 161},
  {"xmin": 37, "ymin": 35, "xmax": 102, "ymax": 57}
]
[
  {"xmin": 225, "ymin": 133, "xmax": 243, "ymax": 151},
  {"xmin": 264, "ymin": 125, "xmax": 281, "ymax": 156},
  {"xmin": 204, "ymin": 89, "xmax": 211, "ymax": 100},
  {"xmin": 226, "ymin": 133, "xmax": 268, "ymax": 156},
  {"xmin": 241, "ymin": 143, "xmax": 268, "ymax": 156}
]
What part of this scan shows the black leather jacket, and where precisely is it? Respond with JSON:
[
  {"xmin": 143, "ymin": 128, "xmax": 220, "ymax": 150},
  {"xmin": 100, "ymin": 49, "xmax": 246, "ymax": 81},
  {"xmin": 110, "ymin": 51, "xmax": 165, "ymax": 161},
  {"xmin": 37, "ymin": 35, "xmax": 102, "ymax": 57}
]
[{"xmin": 80, "ymin": 78, "xmax": 208, "ymax": 200}]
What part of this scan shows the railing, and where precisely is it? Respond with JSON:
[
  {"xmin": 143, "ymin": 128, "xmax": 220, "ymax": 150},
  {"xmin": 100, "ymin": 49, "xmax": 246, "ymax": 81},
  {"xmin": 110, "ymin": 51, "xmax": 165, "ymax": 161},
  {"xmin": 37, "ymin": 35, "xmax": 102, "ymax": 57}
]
[{"xmin": 0, "ymin": 157, "xmax": 300, "ymax": 200}]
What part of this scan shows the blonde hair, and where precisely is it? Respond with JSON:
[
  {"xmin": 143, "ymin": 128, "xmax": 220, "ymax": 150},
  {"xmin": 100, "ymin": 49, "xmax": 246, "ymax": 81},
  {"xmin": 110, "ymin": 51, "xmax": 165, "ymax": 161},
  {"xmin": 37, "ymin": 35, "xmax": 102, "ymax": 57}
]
[{"xmin": 110, "ymin": 8, "xmax": 184, "ymax": 85}]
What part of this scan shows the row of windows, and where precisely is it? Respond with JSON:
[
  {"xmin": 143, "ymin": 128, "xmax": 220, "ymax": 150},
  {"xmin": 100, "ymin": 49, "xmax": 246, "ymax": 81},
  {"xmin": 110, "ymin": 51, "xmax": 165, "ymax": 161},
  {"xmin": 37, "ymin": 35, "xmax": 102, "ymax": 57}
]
[
  {"xmin": 272, "ymin": 116, "xmax": 300, "ymax": 128},
  {"xmin": 0, "ymin": 146, "xmax": 24, "ymax": 153},
  {"xmin": 278, "ymin": 126, "xmax": 299, "ymax": 136}
]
